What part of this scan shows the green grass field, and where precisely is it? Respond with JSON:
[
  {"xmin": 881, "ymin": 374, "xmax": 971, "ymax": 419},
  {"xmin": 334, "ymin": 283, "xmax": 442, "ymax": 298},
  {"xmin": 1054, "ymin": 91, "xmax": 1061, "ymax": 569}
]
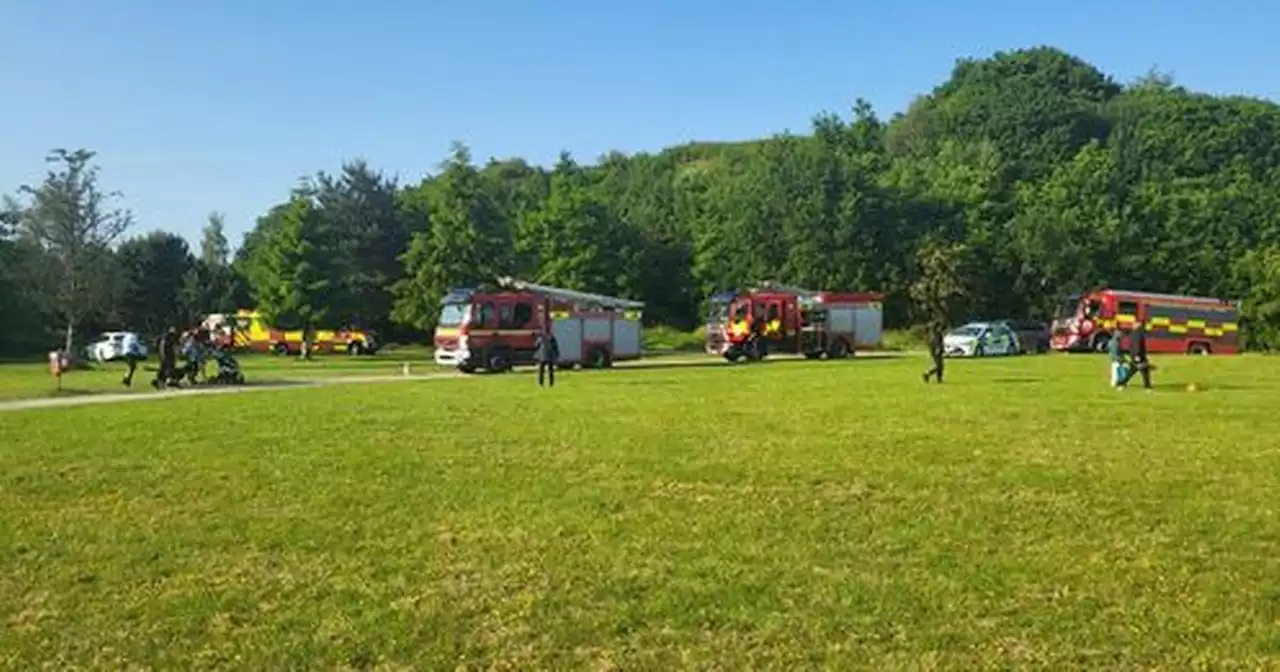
[{"xmin": 2, "ymin": 353, "xmax": 1278, "ymax": 668}]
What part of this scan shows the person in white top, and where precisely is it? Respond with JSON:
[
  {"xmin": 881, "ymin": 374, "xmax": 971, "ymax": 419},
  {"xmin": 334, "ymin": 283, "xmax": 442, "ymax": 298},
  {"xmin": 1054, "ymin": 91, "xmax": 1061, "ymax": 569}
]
[{"xmin": 121, "ymin": 331, "xmax": 144, "ymax": 387}]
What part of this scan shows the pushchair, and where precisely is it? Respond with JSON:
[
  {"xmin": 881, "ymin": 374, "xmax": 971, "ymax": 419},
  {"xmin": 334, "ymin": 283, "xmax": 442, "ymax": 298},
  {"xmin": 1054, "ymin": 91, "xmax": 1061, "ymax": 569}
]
[{"xmin": 208, "ymin": 347, "xmax": 246, "ymax": 385}]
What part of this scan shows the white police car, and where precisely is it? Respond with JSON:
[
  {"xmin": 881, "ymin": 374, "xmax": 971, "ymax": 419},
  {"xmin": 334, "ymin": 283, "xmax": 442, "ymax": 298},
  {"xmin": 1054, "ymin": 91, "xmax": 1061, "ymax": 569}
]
[
  {"xmin": 943, "ymin": 321, "xmax": 1019, "ymax": 358},
  {"xmin": 85, "ymin": 331, "xmax": 148, "ymax": 362}
]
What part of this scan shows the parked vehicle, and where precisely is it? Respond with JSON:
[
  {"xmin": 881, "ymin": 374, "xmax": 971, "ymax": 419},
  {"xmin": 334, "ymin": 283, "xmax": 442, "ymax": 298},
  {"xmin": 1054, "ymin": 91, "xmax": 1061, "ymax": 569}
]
[
  {"xmin": 433, "ymin": 277, "xmax": 645, "ymax": 373},
  {"xmin": 203, "ymin": 310, "xmax": 377, "ymax": 356},
  {"xmin": 85, "ymin": 331, "xmax": 147, "ymax": 362},
  {"xmin": 1050, "ymin": 288, "xmax": 1240, "ymax": 355},
  {"xmin": 943, "ymin": 321, "xmax": 1019, "ymax": 357},
  {"xmin": 705, "ymin": 281, "xmax": 883, "ymax": 362},
  {"xmin": 993, "ymin": 319, "xmax": 1050, "ymax": 354}
]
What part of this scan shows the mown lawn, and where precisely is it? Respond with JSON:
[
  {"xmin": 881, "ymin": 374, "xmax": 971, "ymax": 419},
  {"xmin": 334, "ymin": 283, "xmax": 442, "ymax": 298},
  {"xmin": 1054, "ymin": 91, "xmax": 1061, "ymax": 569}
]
[{"xmin": 2, "ymin": 353, "xmax": 1278, "ymax": 669}]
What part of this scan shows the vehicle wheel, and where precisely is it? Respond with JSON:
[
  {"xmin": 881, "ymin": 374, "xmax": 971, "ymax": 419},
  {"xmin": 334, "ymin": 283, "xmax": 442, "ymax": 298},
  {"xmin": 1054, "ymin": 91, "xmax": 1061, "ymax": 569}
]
[
  {"xmin": 235, "ymin": 373, "xmax": 245, "ymax": 385},
  {"xmin": 585, "ymin": 347, "xmax": 611, "ymax": 369},
  {"xmin": 1091, "ymin": 334, "xmax": 1110, "ymax": 354},
  {"xmin": 272, "ymin": 342, "xmax": 289, "ymax": 356},
  {"xmin": 826, "ymin": 339, "xmax": 850, "ymax": 360},
  {"xmin": 1188, "ymin": 343, "xmax": 1211, "ymax": 355},
  {"xmin": 347, "ymin": 341, "xmax": 364, "ymax": 356},
  {"xmin": 486, "ymin": 349, "xmax": 512, "ymax": 373},
  {"xmin": 458, "ymin": 364, "xmax": 476, "ymax": 374},
  {"xmin": 803, "ymin": 352, "xmax": 821, "ymax": 360}
]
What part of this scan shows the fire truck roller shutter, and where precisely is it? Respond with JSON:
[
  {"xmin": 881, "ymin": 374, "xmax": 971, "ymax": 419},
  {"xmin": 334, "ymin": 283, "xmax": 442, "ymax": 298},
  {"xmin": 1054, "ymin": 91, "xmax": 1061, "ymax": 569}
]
[
  {"xmin": 551, "ymin": 316, "xmax": 583, "ymax": 364},
  {"xmin": 613, "ymin": 314, "xmax": 642, "ymax": 358},
  {"xmin": 853, "ymin": 301, "xmax": 883, "ymax": 348}
]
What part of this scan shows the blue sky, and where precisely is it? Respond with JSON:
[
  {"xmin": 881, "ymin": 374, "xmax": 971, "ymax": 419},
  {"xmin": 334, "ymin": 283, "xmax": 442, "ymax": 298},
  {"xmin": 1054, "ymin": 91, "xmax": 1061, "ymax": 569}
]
[{"xmin": 2, "ymin": 0, "xmax": 1277, "ymax": 251}]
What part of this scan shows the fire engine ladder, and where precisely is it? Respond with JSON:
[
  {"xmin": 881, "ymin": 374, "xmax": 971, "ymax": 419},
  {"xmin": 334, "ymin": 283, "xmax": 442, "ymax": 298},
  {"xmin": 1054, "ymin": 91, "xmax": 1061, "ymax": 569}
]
[
  {"xmin": 753, "ymin": 280, "xmax": 823, "ymax": 299},
  {"xmin": 495, "ymin": 277, "xmax": 645, "ymax": 311}
]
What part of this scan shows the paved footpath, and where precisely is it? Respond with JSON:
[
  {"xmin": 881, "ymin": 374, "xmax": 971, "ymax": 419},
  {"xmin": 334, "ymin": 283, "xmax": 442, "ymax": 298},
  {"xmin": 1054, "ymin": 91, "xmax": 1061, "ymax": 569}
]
[{"xmin": 0, "ymin": 351, "xmax": 901, "ymax": 414}]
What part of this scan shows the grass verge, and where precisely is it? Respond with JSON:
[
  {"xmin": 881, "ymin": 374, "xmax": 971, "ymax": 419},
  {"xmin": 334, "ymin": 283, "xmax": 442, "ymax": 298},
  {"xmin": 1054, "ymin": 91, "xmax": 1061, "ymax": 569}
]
[{"xmin": 2, "ymin": 354, "xmax": 1279, "ymax": 667}]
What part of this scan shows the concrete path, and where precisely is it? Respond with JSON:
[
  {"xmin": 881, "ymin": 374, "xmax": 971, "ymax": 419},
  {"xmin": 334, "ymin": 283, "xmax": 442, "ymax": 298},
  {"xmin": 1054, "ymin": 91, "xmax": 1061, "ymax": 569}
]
[{"xmin": 0, "ymin": 351, "xmax": 901, "ymax": 414}]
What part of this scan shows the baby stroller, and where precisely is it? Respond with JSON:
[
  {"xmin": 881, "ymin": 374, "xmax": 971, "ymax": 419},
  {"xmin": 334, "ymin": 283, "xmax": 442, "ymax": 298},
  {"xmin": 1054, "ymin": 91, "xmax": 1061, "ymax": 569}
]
[{"xmin": 209, "ymin": 347, "xmax": 246, "ymax": 385}]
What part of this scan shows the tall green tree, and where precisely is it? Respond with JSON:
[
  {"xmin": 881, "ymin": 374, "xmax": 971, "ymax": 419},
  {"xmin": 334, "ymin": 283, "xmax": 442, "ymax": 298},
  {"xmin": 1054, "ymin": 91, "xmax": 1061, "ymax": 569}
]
[
  {"xmin": 516, "ymin": 153, "xmax": 631, "ymax": 295},
  {"xmin": 6, "ymin": 149, "xmax": 133, "ymax": 352},
  {"xmin": 246, "ymin": 195, "xmax": 332, "ymax": 331},
  {"xmin": 392, "ymin": 143, "xmax": 511, "ymax": 330},
  {"xmin": 116, "ymin": 230, "xmax": 196, "ymax": 335}
]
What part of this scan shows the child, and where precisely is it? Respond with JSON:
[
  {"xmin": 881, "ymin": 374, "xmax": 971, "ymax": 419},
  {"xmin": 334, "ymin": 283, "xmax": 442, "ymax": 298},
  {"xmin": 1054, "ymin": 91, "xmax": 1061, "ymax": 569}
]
[{"xmin": 1107, "ymin": 330, "xmax": 1128, "ymax": 389}]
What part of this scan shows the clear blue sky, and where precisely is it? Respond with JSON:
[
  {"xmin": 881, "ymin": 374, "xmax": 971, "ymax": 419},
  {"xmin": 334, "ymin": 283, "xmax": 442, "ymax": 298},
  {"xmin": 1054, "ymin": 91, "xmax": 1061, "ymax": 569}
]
[{"xmin": 3, "ymin": 0, "xmax": 1277, "ymax": 252}]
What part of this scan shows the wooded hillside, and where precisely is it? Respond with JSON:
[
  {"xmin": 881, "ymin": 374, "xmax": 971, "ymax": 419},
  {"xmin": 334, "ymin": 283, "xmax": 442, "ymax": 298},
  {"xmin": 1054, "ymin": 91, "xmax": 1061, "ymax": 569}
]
[{"xmin": 5, "ymin": 46, "xmax": 1280, "ymax": 354}]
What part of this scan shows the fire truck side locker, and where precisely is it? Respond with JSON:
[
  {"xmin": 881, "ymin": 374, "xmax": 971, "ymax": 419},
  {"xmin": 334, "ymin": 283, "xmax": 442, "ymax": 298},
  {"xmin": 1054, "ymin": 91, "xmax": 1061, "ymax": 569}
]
[
  {"xmin": 612, "ymin": 314, "xmax": 642, "ymax": 359},
  {"xmin": 853, "ymin": 301, "xmax": 883, "ymax": 349},
  {"xmin": 551, "ymin": 315, "xmax": 584, "ymax": 364}
]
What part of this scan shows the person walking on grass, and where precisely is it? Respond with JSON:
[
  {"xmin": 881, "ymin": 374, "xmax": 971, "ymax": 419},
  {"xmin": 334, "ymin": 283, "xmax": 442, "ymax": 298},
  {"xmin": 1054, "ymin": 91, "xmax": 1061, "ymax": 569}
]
[
  {"xmin": 152, "ymin": 326, "xmax": 179, "ymax": 390},
  {"xmin": 120, "ymin": 330, "xmax": 145, "ymax": 388},
  {"xmin": 1120, "ymin": 322, "xmax": 1154, "ymax": 391},
  {"xmin": 535, "ymin": 328, "xmax": 559, "ymax": 388},
  {"xmin": 922, "ymin": 320, "xmax": 946, "ymax": 383}
]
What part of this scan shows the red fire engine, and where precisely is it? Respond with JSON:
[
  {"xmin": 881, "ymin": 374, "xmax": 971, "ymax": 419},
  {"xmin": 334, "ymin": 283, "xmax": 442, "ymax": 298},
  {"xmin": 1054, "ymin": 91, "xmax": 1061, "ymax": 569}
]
[
  {"xmin": 705, "ymin": 281, "xmax": 884, "ymax": 362},
  {"xmin": 1050, "ymin": 288, "xmax": 1241, "ymax": 355},
  {"xmin": 432, "ymin": 277, "xmax": 645, "ymax": 373}
]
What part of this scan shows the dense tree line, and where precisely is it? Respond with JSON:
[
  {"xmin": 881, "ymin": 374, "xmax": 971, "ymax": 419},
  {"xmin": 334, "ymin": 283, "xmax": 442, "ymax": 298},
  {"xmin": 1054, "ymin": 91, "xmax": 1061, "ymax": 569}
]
[{"xmin": 5, "ymin": 46, "xmax": 1280, "ymax": 356}]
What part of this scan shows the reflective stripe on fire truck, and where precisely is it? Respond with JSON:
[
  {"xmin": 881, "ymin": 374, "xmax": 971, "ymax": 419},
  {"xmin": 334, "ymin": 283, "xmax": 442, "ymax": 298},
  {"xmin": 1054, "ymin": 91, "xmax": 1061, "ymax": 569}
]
[
  {"xmin": 729, "ymin": 320, "xmax": 749, "ymax": 338},
  {"xmin": 550, "ymin": 310, "xmax": 571, "ymax": 319},
  {"xmin": 622, "ymin": 309, "xmax": 642, "ymax": 320},
  {"xmin": 764, "ymin": 319, "xmax": 781, "ymax": 336}
]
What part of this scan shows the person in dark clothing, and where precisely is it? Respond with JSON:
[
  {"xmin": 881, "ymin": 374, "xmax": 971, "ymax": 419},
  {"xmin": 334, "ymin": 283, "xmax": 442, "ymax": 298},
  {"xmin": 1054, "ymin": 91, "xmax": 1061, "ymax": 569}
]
[
  {"xmin": 922, "ymin": 320, "xmax": 946, "ymax": 383},
  {"xmin": 534, "ymin": 330, "xmax": 560, "ymax": 388},
  {"xmin": 1120, "ymin": 323, "xmax": 1153, "ymax": 390},
  {"xmin": 152, "ymin": 327, "xmax": 179, "ymax": 389}
]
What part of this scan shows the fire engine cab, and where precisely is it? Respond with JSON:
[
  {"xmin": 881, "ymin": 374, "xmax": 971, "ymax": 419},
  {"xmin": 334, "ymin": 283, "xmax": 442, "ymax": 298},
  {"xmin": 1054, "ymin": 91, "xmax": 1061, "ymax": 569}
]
[
  {"xmin": 1050, "ymin": 288, "xmax": 1241, "ymax": 355},
  {"xmin": 432, "ymin": 277, "xmax": 645, "ymax": 373},
  {"xmin": 705, "ymin": 281, "xmax": 884, "ymax": 362}
]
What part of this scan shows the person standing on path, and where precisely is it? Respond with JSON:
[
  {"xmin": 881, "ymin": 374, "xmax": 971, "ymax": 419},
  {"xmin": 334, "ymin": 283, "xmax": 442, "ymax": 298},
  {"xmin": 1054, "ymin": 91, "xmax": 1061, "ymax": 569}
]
[
  {"xmin": 535, "ymin": 329, "xmax": 559, "ymax": 388},
  {"xmin": 922, "ymin": 320, "xmax": 946, "ymax": 383},
  {"xmin": 120, "ymin": 331, "xmax": 145, "ymax": 388}
]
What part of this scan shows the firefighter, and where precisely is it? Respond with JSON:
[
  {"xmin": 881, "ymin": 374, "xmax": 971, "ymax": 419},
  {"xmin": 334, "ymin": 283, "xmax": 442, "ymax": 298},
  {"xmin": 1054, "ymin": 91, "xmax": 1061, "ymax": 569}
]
[
  {"xmin": 747, "ymin": 311, "xmax": 766, "ymax": 359},
  {"xmin": 535, "ymin": 329, "xmax": 559, "ymax": 388},
  {"xmin": 1120, "ymin": 322, "xmax": 1153, "ymax": 390},
  {"xmin": 921, "ymin": 320, "xmax": 946, "ymax": 383},
  {"xmin": 151, "ymin": 326, "xmax": 179, "ymax": 389}
]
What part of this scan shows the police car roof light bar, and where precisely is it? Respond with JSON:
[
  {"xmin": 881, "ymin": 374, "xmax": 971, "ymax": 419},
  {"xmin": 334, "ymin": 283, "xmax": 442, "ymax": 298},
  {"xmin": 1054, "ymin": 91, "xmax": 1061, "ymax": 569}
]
[{"xmin": 496, "ymin": 277, "xmax": 645, "ymax": 310}]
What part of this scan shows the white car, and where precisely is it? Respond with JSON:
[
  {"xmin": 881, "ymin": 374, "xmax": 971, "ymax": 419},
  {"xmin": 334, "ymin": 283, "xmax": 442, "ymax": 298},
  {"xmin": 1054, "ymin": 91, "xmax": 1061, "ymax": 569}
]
[
  {"xmin": 85, "ymin": 331, "xmax": 148, "ymax": 362},
  {"xmin": 943, "ymin": 322, "xmax": 1019, "ymax": 358}
]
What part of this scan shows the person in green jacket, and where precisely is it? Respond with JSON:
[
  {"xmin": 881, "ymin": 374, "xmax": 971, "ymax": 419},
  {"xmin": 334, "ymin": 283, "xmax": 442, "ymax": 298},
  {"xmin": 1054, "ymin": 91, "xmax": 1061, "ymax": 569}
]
[{"xmin": 1107, "ymin": 329, "xmax": 1128, "ymax": 389}]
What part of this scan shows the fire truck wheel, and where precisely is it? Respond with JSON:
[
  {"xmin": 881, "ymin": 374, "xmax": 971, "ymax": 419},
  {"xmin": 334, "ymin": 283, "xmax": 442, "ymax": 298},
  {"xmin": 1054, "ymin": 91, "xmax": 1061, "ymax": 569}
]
[
  {"xmin": 827, "ymin": 339, "xmax": 850, "ymax": 359},
  {"xmin": 1091, "ymin": 333, "xmax": 1111, "ymax": 353},
  {"xmin": 485, "ymin": 349, "xmax": 512, "ymax": 373},
  {"xmin": 347, "ymin": 341, "xmax": 364, "ymax": 356},
  {"xmin": 585, "ymin": 347, "xmax": 611, "ymax": 369},
  {"xmin": 271, "ymin": 342, "xmax": 289, "ymax": 356},
  {"xmin": 1188, "ymin": 342, "xmax": 1211, "ymax": 355}
]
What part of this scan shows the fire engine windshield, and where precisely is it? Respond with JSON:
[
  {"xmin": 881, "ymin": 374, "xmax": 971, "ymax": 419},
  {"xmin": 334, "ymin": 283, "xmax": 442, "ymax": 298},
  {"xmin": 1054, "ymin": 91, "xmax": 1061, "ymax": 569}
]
[
  {"xmin": 706, "ymin": 301, "xmax": 729, "ymax": 323},
  {"xmin": 438, "ymin": 303, "xmax": 468, "ymax": 327},
  {"xmin": 1054, "ymin": 298, "xmax": 1082, "ymax": 319}
]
